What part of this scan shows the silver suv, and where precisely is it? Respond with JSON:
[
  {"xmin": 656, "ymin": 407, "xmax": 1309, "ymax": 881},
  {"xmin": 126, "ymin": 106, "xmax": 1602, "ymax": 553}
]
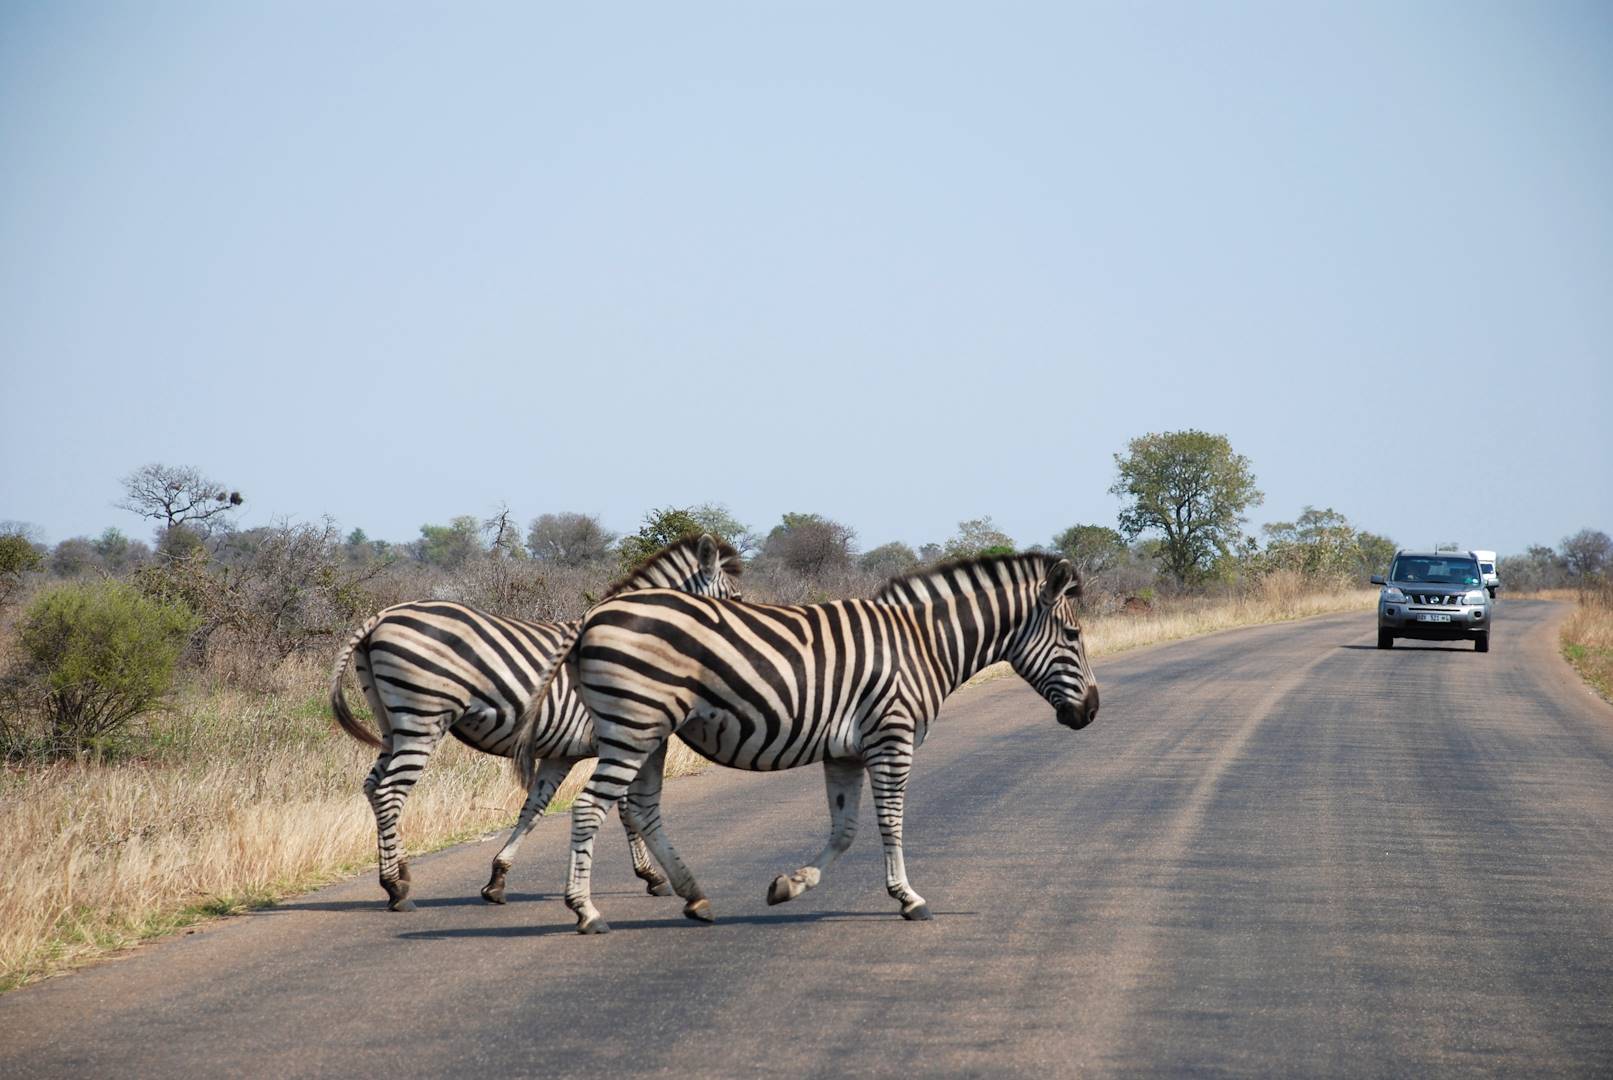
[{"xmin": 1371, "ymin": 550, "xmax": 1492, "ymax": 652}]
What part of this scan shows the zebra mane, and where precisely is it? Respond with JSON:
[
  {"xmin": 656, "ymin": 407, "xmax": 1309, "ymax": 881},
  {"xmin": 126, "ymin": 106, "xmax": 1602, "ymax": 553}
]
[
  {"xmin": 875, "ymin": 551, "xmax": 1081, "ymax": 603},
  {"xmin": 602, "ymin": 535, "xmax": 743, "ymax": 599}
]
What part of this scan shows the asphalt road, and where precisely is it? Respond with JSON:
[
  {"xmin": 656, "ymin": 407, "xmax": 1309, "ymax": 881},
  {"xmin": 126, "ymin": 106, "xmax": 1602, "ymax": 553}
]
[{"xmin": 4, "ymin": 600, "xmax": 1611, "ymax": 1077}]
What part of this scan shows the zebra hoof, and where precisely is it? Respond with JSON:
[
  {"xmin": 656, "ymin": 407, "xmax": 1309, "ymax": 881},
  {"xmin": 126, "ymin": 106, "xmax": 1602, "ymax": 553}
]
[
  {"xmin": 683, "ymin": 898, "xmax": 716, "ymax": 923},
  {"xmin": 645, "ymin": 879, "xmax": 674, "ymax": 897},
  {"xmin": 480, "ymin": 885, "xmax": 506, "ymax": 905},
  {"xmin": 577, "ymin": 915, "xmax": 610, "ymax": 935},
  {"xmin": 761, "ymin": 876, "xmax": 800, "ymax": 909},
  {"xmin": 901, "ymin": 901, "xmax": 932, "ymax": 922},
  {"xmin": 382, "ymin": 876, "xmax": 412, "ymax": 910}
]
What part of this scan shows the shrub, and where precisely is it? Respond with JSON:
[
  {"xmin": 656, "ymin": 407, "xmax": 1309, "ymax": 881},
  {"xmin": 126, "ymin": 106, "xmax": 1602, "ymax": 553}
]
[
  {"xmin": 860, "ymin": 541, "xmax": 919, "ymax": 579},
  {"xmin": 0, "ymin": 532, "xmax": 45, "ymax": 608},
  {"xmin": 6, "ymin": 581, "xmax": 196, "ymax": 757}
]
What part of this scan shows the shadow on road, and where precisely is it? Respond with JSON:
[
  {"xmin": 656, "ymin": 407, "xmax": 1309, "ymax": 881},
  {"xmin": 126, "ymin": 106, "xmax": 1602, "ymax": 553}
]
[
  {"xmin": 394, "ymin": 908, "xmax": 976, "ymax": 940},
  {"xmin": 267, "ymin": 886, "xmax": 664, "ymax": 914},
  {"xmin": 1337, "ymin": 644, "xmax": 1477, "ymax": 653}
]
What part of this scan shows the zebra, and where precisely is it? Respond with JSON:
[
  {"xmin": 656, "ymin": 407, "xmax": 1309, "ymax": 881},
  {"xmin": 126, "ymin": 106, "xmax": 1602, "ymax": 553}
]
[
  {"xmin": 513, "ymin": 551, "xmax": 1099, "ymax": 933},
  {"xmin": 330, "ymin": 534, "xmax": 742, "ymax": 911}
]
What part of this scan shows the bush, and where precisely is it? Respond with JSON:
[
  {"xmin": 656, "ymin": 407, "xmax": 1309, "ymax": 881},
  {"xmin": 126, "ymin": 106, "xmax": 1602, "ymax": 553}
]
[
  {"xmin": 1, "ymin": 529, "xmax": 46, "ymax": 608},
  {"xmin": 4, "ymin": 581, "xmax": 196, "ymax": 757}
]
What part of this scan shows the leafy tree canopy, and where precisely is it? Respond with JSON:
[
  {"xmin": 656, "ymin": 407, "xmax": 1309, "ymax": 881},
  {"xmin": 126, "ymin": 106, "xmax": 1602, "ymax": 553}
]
[
  {"xmin": 1110, "ymin": 430, "xmax": 1263, "ymax": 586},
  {"xmin": 943, "ymin": 517, "xmax": 1015, "ymax": 560},
  {"xmin": 1052, "ymin": 524, "xmax": 1127, "ymax": 578}
]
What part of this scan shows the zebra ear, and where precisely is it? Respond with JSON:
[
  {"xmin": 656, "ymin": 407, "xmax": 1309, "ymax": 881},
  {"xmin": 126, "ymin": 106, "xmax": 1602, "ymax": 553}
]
[
  {"xmin": 696, "ymin": 533, "xmax": 721, "ymax": 577},
  {"xmin": 1039, "ymin": 559, "xmax": 1075, "ymax": 607}
]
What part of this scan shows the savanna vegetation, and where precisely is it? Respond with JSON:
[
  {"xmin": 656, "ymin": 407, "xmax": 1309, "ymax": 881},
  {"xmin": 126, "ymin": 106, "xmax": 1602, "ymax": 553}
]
[
  {"xmin": 1543, "ymin": 531, "xmax": 1613, "ymax": 703},
  {"xmin": 3, "ymin": 441, "xmax": 1603, "ymax": 991}
]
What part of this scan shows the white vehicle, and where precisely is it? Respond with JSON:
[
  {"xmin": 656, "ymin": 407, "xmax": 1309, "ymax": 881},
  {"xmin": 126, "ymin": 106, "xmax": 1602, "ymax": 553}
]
[{"xmin": 1473, "ymin": 550, "xmax": 1500, "ymax": 597}]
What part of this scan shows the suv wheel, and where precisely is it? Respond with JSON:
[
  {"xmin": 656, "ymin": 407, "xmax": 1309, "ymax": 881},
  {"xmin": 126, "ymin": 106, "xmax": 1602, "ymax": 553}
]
[
  {"xmin": 1475, "ymin": 633, "xmax": 1490, "ymax": 653},
  {"xmin": 1377, "ymin": 630, "xmax": 1393, "ymax": 650}
]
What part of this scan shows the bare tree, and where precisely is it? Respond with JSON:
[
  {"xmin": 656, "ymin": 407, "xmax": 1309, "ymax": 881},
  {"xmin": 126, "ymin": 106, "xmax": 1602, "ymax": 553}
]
[
  {"xmin": 119, "ymin": 463, "xmax": 243, "ymax": 539},
  {"xmin": 526, "ymin": 512, "xmax": 616, "ymax": 566},
  {"xmin": 763, "ymin": 513, "xmax": 856, "ymax": 578},
  {"xmin": 482, "ymin": 504, "xmax": 526, "ymax": 559},
  {"xmin": 1561, "ymin": 529, "xmax": 1612, "ymax": 584}
]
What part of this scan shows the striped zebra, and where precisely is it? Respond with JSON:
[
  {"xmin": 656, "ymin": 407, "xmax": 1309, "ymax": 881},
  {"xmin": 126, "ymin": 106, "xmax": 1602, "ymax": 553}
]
[
  {"xmin": 330, "ymin": 534, "xmax": 742, "ymax": 911},
  {"xmin": 514, "ymin": 551, "xmax": 1099, "ymax": 933}
]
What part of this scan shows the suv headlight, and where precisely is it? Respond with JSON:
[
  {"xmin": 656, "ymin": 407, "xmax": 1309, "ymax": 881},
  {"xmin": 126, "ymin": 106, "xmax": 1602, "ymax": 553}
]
[
  {"xmin": 1463, "ymin": 590, "xmax": 1486, "ymax": 605},
  {"xmin": 1382, "ymin": 587, "xmax": 1407, "ymax": 603}
]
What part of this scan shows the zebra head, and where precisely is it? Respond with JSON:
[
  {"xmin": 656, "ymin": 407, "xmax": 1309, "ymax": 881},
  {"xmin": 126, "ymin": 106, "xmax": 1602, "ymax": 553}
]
[
  {"xmin": 1004, "ymin": 557, "xmax": 1100, "ymax": 731},
  {"xmin": 605, "ymin": 533, "xmax": 744, "ymax": 601}
]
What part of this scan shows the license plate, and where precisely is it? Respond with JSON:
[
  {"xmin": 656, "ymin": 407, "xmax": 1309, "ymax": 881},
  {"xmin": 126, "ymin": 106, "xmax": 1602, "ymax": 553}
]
[{"xmin": 1417, "ymin": 613, "xmax": 1452, "ymax": 623}]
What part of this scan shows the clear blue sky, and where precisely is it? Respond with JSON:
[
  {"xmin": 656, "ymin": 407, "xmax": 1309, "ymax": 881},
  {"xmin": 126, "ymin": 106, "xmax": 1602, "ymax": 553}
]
[{"xmin": 3, "ymin": 1, "xmax": 1609, "ymax": 557}]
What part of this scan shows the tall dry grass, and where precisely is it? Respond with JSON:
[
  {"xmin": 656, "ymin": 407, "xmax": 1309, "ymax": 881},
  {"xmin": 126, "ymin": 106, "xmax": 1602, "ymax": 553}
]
[
  {"xmin": 1087, "ymin": 571, "xmax": 1375, "ymax": 656},
  {"xmin": 0, "ymin": 654, "xmax": 705, "ymax": 992},
  {"xmin": 1560, "ymin": 584, "xmax": 1613, "ymax": 703}
]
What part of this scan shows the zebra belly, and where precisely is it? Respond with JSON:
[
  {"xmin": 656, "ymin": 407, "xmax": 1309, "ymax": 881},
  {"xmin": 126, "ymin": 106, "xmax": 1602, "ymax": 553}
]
[
  {"xmin": 451, "ymin": 705, "xmax": 597, "ymax": 762},
  {"xmin": 675, "ymin": 710, "xmax": 851, "ymax": 771}
]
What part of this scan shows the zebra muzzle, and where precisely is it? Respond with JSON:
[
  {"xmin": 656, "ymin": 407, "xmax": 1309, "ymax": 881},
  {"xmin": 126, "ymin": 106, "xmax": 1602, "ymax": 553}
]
[{"xmin": 1056, "ymin": 685, "xmax": 1099, "ymax": 730}]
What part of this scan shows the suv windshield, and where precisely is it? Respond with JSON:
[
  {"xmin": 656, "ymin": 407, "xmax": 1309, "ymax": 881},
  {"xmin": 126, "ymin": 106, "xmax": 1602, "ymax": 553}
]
[{"xmin": 1391, "ymin": 556, "xmax": 1481, "ymax": 586}]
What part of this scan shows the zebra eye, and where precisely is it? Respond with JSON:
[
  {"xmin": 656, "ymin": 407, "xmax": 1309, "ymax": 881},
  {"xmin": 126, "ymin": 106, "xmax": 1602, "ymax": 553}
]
[{"xmin": 1063, "ymin": 625, "xmax": 1081, "ymax": 643}]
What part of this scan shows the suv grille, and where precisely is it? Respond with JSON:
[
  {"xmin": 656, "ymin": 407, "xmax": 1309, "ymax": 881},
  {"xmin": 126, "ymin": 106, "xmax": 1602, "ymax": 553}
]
[{"xmin": 1412, "ymin": 593, "xmax": 1461, "ymax": 607}]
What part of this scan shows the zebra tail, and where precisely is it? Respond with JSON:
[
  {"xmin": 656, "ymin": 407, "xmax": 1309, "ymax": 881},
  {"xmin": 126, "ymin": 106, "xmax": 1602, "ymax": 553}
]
[
  {"xmin": 512, "ymin": 620, "xmax": 584, "ymax": 790},
  {"xmin": 329, "ymin": 612, "xmax": 385, "ymax": 749}
]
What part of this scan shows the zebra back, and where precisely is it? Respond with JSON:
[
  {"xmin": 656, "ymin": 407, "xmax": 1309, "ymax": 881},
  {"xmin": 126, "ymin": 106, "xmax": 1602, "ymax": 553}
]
[
  {"xmin": 334, "ymin": 533, "xmax": 742, "ymax": 756},
  {"xmin": 552, "ymin": 551, "xmax": 1096, "ymax": 775}
]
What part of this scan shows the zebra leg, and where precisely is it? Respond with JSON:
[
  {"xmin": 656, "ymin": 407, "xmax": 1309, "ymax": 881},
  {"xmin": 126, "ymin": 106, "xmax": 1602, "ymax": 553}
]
[
  {"xmin": 482, "ymin": 757, "xmax": 574, "ymax": 904},
  {"xmin": 624, "ymin": 821, "xmax": 674, "ymax": 896},
  {"xmin": 768, "ymin": 757, "xmax": 865, "ymax": 906},
  {"xmin": 618, "ymin": 742, "xmax": 711, "ymax": 920},
  {"xmin": 565, "ymin": 738, "xmax": 687, "ymax": 934},
  {"xmin": 868, "ymin": 751, "xmax": 930, "ymax": 921},
  {"xmin": 366, "ymin": 713, "xmax": 452, "ymax": 912}
]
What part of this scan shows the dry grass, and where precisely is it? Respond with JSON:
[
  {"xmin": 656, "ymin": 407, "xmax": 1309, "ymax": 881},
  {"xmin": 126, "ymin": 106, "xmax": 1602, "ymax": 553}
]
[
  {"xmin": 0, "ymin": 655, "xmax": 705, "ymax": 992},
  {"xmin": 1560, "ymin": 585, "xmax": 1613, "ymax": 704},
  {"xmin": 968, "ymin": 571, "xmax": 1377, "ymax": 686}
]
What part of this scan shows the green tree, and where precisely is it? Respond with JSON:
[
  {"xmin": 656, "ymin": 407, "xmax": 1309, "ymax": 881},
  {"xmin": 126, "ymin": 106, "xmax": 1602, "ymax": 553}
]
[
  {"xmin": 1261, "ymin": 506, "xmax": 1361, "ymax": 579},
  {"xmin": 0, "ymin": 527, "xmax": 45, "ymax": 608},
  {"xmin": 416, "ymin": 516, "xmax": 483, "ymax": 569},
  {"xmin": 617, "ymin": 507, "xmax": 708, "ymax": 571},
  {"xmin": 688, "ymin": 503, "xmax": 757, "ymax": 556},
  {"xmin": 1051, "ymin": 524, "xmax": 1127, "ymax": 579},
  {"xmin": 9, "ymin": 581, "xmax": 196, "ymax": 755},
  {"xmin": 943, "ymin": 517, "xmax": 1015, "ymax": 559},
  {"xmin": 92, "ymin": 527, "xmax": 146, "ymax": 572},
  {"xmin": 1354, "ymin": 531, "xmax": 1398, "ymax": 579},
  {"xmin": 1110, "ymin": 430, "xmax": 1263, "ymax": 587}
]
